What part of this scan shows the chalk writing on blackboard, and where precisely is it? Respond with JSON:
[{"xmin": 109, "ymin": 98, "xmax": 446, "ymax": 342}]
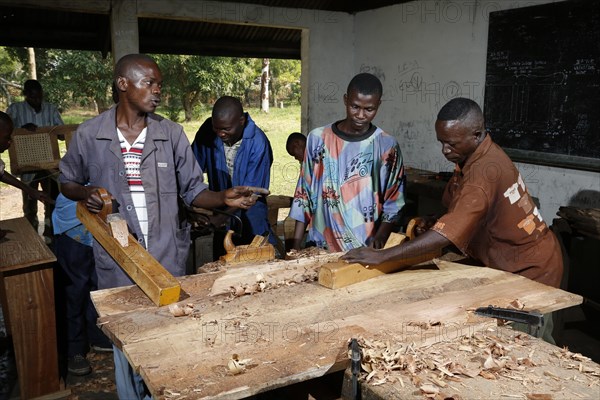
[{"xmin": 484, "ymin": 0, "xmax": 600, "ymax": 171}]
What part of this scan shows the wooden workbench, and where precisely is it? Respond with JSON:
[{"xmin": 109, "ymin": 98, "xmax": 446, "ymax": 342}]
[
  {"xmin": 92, "ymin": 255, "xmax": 582, "ymax": 400},
  {"xmin": 340, "ymin": 327, "xmax": 600, "ymax": 399},
  {"xmin": 0, "ymin": 217, "xmax": 69, "ymax": 399}
]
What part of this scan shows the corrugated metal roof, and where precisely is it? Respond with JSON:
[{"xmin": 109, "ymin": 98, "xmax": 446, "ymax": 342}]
[{"xmin": 0, "ymin": 1, "xmax": 409, "ymax": 58}]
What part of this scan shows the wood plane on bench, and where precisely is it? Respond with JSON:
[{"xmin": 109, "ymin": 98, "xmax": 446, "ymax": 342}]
[
  {"xmin": 318, "ymin": 218, "xmax": 442, "ymax": 289},
  {"xmin": 220, "ymin": 229, "xmax": 275, "ymax": 265},
  {"xmin": 76, "ymin": 188, "xmax": 180, "ymax": 306}
]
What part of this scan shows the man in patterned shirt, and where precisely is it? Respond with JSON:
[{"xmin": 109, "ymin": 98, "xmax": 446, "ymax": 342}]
[
  {"xmin": 290, "ymin": 73, "xmax": 405, "ymax": 252},
  {"xmin": 60, "ymin": 54, "xmax": 267, "ymax": 399}
]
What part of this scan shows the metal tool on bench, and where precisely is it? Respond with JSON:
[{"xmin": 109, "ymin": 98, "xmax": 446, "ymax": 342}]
[
  {"xmin": 350, "ymin": 338, "xmax": 361, "ymax": 400},
  {"xmin": 475, "ymin": 305, "xmax": 544, "ymax": 337}
]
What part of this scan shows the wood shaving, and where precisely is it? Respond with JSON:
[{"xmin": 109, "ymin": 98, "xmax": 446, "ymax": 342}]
[
  {"xmin": 227, "ymin": 353, "xmax": 252, "ymax": 376},
  {"xmin": 168, "ymin": 303, "xmax": 197, "ymax": 317}
]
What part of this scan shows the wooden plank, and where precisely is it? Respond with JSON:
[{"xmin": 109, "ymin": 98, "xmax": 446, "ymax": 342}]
[
  {"xmin": 76, "ymin": 202, "xmax": 181, "ymax": 306},
  {"xmin": 94, "ymin": 259, "xmax": 583, "ymax": 399},
  {"xmin": 209, "ymin": 252, "xmax": 343, "ymax": 296},
  {"xmin": 0, "ymin": 218, "xmax": 56, "ymax": 273}
]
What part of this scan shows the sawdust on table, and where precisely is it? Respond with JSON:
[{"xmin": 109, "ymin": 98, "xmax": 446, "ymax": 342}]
[{"xmin": 350, "ymin": 328, "xmax": 600, "ymax": 399}]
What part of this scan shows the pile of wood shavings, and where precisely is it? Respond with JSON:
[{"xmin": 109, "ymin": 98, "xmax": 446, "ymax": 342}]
[
  {"xmin": 285, "ymin": 247, "xmax": 331, "ymax": 259},
  {"xmin": 228, "ymin": 269, "xmax": 318, "ymax": 299},
  {"xmin": 350, "ymin": 331, "xmax": 600, "ymax": 399}
]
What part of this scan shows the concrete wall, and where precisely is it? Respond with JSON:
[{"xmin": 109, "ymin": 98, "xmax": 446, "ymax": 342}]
[
  {"xmin": 353, "ymin": 0, "xmax": 600, "ymax": 223},
  {"xmin": 136, "ymin": 0, "xmax": 355, "ymax": 135}
]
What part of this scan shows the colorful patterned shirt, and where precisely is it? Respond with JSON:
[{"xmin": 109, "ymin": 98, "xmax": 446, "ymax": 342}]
[{"xmin": 290, "ymin": 122, "xmax": 405, "ymax": 252}]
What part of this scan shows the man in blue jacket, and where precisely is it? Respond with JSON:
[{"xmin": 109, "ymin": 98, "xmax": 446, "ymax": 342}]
[{"xmin": 192, "ymin": 96, "xmax": 274, "ymax": 258}]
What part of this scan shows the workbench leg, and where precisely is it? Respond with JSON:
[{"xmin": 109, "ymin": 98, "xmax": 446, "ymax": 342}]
[{"xmin": 3, "ymin": 264, "xmax": 61, "ymax": 399}]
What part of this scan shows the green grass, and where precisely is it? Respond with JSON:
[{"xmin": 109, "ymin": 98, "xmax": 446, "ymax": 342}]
[{"xmin": 2, "ymin": 105, "xmax": 301, "ymax": 196}]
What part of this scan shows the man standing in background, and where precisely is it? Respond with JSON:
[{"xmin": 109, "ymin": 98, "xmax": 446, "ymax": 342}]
[{"xmin": 6, "ymin": 79, "xmax": 63, "ymax": 243}]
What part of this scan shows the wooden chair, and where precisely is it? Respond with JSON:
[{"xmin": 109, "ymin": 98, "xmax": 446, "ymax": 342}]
[{"xmin": 7, "ymin": 124, "xmax": 78, "ymax": 174}]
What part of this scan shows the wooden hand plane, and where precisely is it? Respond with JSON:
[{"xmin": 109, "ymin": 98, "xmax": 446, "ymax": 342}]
[
  {"xmin": 318, "ymin": 217, "xmax": 442, "ymax": 289},
  {"xmin": 76, "ymin": 188, "xmax": 181, "ymax": 306},
  {"xmin": 220, "ymin": 230, "xmax": 275, "ymax": 265}
]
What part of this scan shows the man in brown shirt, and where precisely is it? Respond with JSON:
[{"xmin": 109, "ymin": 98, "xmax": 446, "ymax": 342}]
[{"xmin": 343, "ymin": 97, "xmax": 563, "ymax": 288}]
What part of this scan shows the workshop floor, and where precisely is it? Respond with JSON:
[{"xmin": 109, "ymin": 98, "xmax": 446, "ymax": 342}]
[{"xmin": 1, "ymin": 302, "xmax": 599, "ymax": 400}]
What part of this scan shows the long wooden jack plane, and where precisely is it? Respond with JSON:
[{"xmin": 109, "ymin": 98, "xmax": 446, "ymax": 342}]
[
  {"xmin": 76, "ymin": 188, "xmax": 181, "ymax": 306},
  {"xmin": 318, "ymin": 218, "xmax": 442, "ymax": 289}
]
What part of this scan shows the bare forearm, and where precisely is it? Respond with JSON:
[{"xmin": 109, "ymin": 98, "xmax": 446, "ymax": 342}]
[
  {"xmin": 192, "ymin": 189, "xmax": 226, "ymax": 209},
  {"xmin": 371, "ymin": 221, "xmax": 395, "ymax": 248},
  {"xmin": 2, "ymin": 172, "xmax": 35, "ymax": 196},
  {"xmin": 60, "ymin": 181, "xmax": 89, "ymax": 201},
  {"xmin": 378, "ymin": 230, "xmax": 450, "ymax": 261}
]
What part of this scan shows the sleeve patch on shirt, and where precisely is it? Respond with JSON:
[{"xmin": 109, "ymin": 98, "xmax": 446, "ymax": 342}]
[
  {"xmin": 517, "ymin": 174, "xmax": 525, "ymax": 191},
  {"xmin": 503, "ymin": 183, "xmax": 521, "ymax": 204},
  {"xmin": 517, "ymin": 195, "xmax": 533, "ymax": 214},
  {"xmin": 433, "ymin": 221, "xmax": 446, "ymax": 230},
  {"xmin": 158, "ymin": 162, "xmax": 168, "ymax": 168},
  {"xmin": 517, "ymin": 214, "xmax": 536, "ymax": 235}
]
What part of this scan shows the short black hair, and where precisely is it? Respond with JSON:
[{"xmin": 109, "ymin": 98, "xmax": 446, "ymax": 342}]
[
  {"xmin": 0, "ymin": 111, "xmax": 13, "ymax": 131},
  {"xmin": 347, "ymin": 73, "xmax": 383, "ymax": 98},
  {"xmin": 23, "ymin": 79, "xmax": 42, "ymax": 94},
  {"xmin": 286, "ymin": 132, "xmax": 306, "ymax": 148},
  {"xmin": 212, "ymin": 96, "xmax": 244, "ymax": 119},
  {"xmin": 114, "ymin": 54, "xmax": 157, "ymax": 81},
  {"xmin": 437, "ymin": 97, "xmax": 483, "ymax": 121}
]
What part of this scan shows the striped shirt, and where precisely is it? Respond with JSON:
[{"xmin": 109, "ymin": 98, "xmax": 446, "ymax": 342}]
[
  {"xmin": 117, "ymin": 128, "xmax": 148, "ymax": 245},
  {"xmin": 6, "ymin": 101, "xmax": 63, "ymax": 128}
]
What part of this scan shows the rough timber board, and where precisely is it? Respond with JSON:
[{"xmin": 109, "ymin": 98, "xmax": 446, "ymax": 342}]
[
  {"xmin": 94, "ymin": 260, "xmax": 582, "ymax": 399},
  {"xmin": 77, "ymin": 202, "xmax": 180, "ymax": 306},
  {"xmin": 92, "ymin": 251, "xmax": 343, "ymax": 317}
]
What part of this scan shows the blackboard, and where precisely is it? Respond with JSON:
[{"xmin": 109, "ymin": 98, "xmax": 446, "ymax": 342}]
[{"xmin": 484, "ymin": 0, "xmax": 600, "ymax": 171}]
